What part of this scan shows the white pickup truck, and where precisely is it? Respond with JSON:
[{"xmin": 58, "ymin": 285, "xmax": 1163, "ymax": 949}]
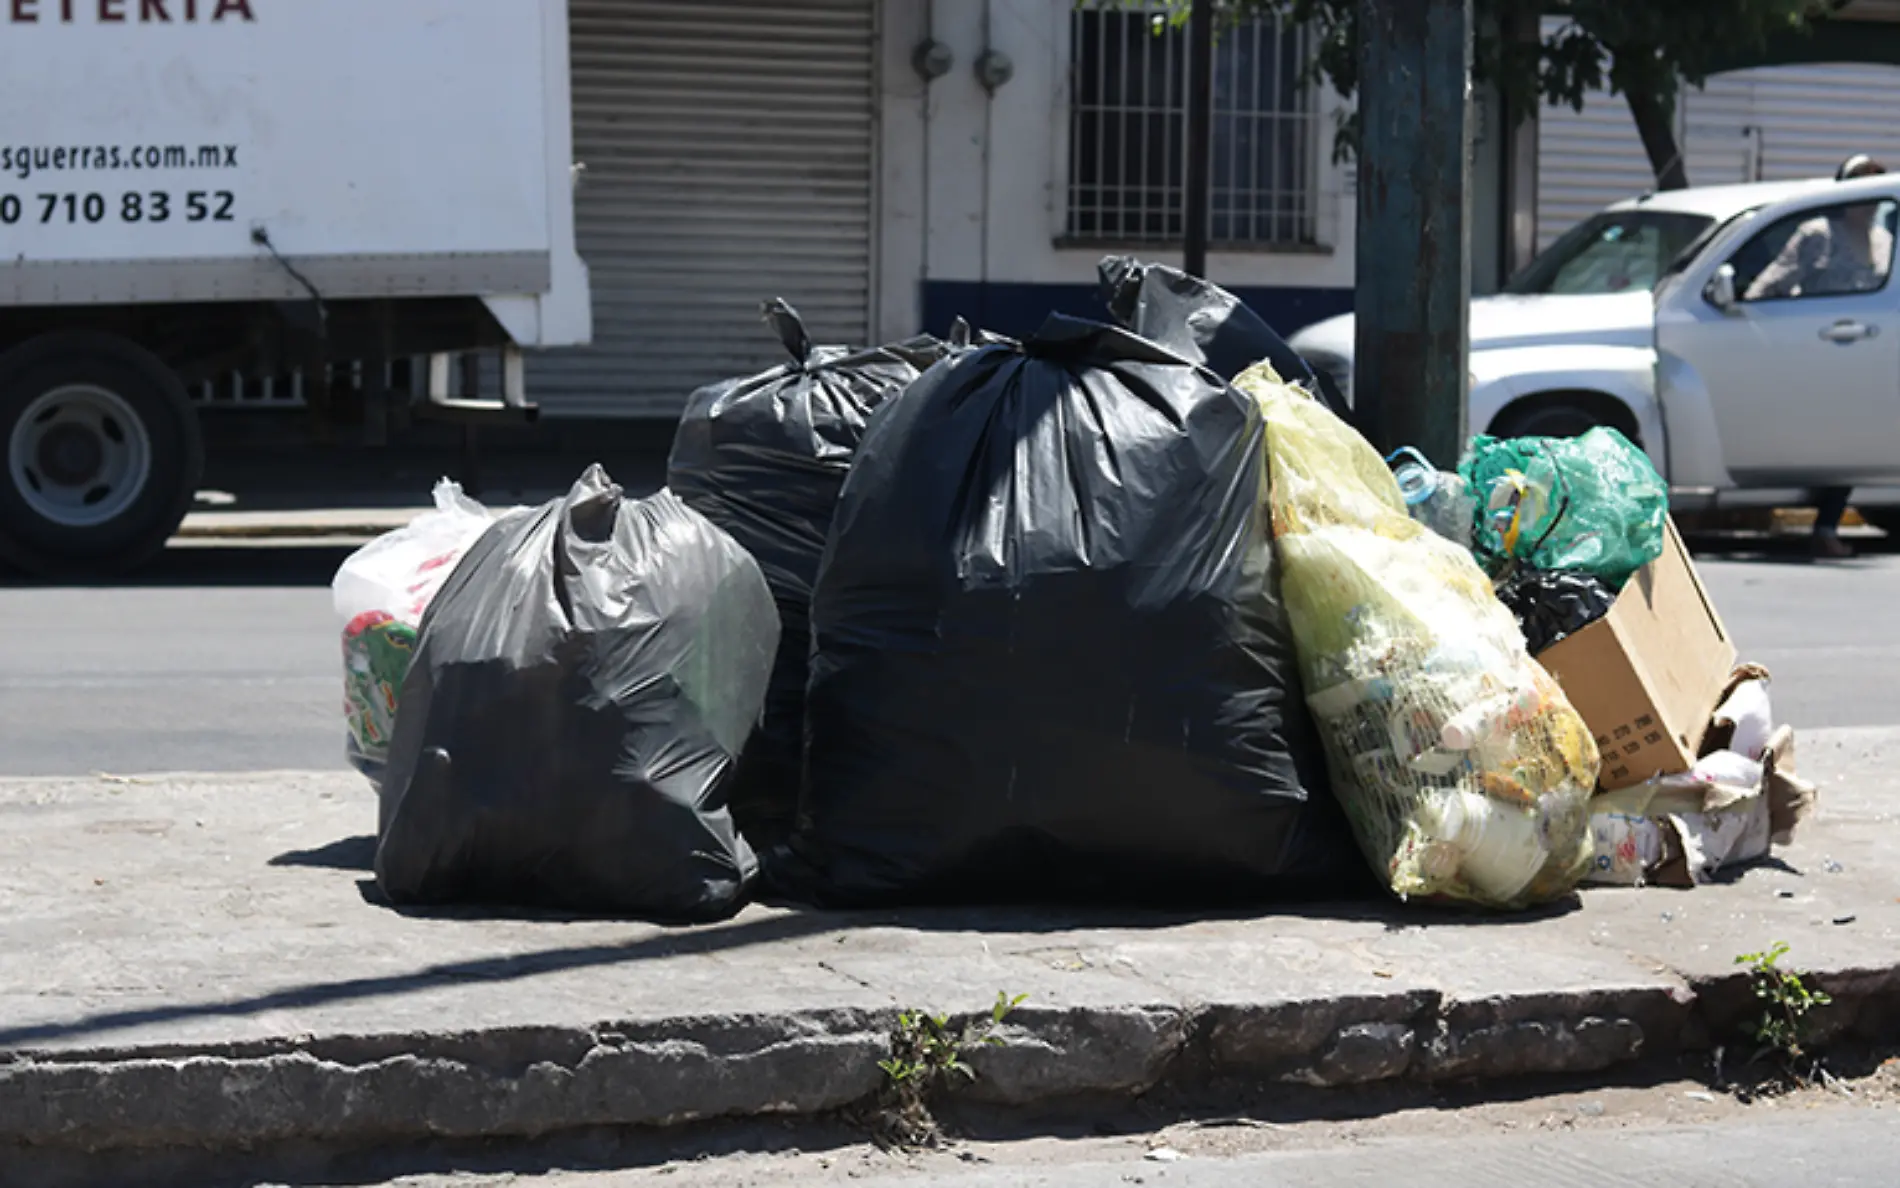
[
  {"xmin": 1289, "ymin": 173, "xmax": 1900, "ymax": 529},
  {"xmin": 0, "ymin": 0, "xmax": 590, "ymax": 577}
]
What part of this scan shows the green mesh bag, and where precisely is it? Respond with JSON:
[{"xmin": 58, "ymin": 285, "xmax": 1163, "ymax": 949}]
[{"xmin": 1458, "ymin": 427, "xmax": 1668, "ymax": 590}]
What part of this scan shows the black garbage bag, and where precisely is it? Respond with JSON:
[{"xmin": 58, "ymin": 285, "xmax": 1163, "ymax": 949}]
[
  {"xmin": 1098, "ymin": 255, "xmax": 1346, "ymax": 415},
  {"xmin": 786, "ymin": 313, "xmax": 1360, "ymax": 908},
  {"xmin": 375, "ymin": 465, "xmax": 779, "ymax": 922},
  {"xmin": 1494, "ymin": 568, "xmax": 1618, "ymax": 655},
  {"xmin": 668, "ymin": 300, "xmax": 949, "ymax": 848}
]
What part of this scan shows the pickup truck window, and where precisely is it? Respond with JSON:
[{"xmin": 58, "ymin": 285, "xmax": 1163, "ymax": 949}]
[
  {"xmin": 1736, "ymin": 200, "xmax": 1899, "ymax": 302},
  {"xmin": 1505, "ymin": 211, "xmax": 1713, "ymax": 297},
  {"xmin": 1661, "ymin": 208, "xmax": 1759, "ymax": 283}
]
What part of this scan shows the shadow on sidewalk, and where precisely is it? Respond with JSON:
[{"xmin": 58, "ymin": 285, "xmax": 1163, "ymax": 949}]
[
  {"xmin": 0, "ymin": 907, "xmax": 856, "ymax": 1052},
  {"xmin": 270, "ymin": 835, "xmax": 378, "ymax": 871},
  {"xmin": 0, "ymin": 838, "xmax": 1580, "ymax": 1056}
]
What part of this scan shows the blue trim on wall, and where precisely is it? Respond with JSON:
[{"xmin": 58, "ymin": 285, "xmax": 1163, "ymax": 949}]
[{"xmin": 919, "ymin": 280, "xmax": 1355, "ymax": 342}]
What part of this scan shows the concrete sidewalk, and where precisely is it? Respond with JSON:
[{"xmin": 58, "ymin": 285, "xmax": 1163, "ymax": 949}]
[{"xmin": 3, "ymin": 731, "xmax": 1898, "ymax": 1182}]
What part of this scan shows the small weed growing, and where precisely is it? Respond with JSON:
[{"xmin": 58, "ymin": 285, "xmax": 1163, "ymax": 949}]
[
  {"xmin": 1736, "ymin": 941, "xmax": 1832, "ymax": 1085},
  {"xmin": 873, "ymin": 991, "xmax": 1027, "ymax": 1149}
]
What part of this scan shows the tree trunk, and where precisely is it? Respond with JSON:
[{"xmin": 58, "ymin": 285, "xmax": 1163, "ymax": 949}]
[{"xmin": 1624, "ymin": 84, "xmax": 1689, "ymax": 191}]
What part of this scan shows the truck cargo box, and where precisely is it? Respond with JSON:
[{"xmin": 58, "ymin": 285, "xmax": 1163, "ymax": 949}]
[{"xmin": 0, "ymin": 0, "xmax": 589, "ymax": 347}]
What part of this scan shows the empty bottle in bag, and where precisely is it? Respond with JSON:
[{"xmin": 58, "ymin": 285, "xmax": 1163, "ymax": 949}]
[
  {"xmin": 1388, "ymin": 448, "xmax": 1476, "ymax": 548},
  {"xmin": 1419, "ymin": 788, "xmax": 1550, "ymax": 904}
]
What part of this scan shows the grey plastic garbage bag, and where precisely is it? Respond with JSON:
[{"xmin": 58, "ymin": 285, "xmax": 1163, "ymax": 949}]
[
  {"xmin": 786, "ymin": 313, "xmax": 1359, "ymax": 908},
  {"xmin": 668, "ymin": 299, "xmax": 949, "ymax": 847},
  {"xmin": 374, "ymin": 465, "xmax": 779, "ymax": 922}
]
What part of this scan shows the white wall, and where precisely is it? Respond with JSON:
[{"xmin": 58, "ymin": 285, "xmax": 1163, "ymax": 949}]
[{"xmin": 875, "ymin": 0, "xmax": 1361, "ymax": 340}]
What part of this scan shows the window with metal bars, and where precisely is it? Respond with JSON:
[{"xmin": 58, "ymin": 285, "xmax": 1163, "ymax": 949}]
[{"xmin": 1067, "ymin": 3, "xmax": 1318, "ymax": 247}]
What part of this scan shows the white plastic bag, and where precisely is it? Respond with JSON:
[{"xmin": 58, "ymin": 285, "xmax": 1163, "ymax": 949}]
[
  {"xmin": 1674, "ymin": 794, "xmax": 1774, "ymax": 883},
  {"xmin": 1712, "ymin": 678, "xmax": 1774, "ymax": 761},
  {"xmin": 332, "ymin": 479, "xmax": 493, "ymax": 628},
  {"xmin": 331, "ymin": 480, "xmax": 494, "ymax": 774}
]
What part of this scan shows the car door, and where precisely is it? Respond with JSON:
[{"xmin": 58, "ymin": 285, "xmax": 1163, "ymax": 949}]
[{"xmin": 1656, "ymin": 195, "xmax": 1900, "ymax": 484}]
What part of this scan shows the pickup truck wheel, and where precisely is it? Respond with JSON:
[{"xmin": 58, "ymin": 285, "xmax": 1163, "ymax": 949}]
[
  {"xmin": 0, "ymin": 333, "xmax": 203, "ymax": 579},
  {"xmin": 1488, "ymin": 400, "xmax": 1604, "ymax": 441}
]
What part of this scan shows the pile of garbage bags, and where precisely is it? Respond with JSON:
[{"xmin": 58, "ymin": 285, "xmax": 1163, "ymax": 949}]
[
  {"xmin": 1416, "ymin": 421, "xmax": 1817, "ymax": 888},
  {"xmin": 326, "ymin": 260, "xmax": 1815, "ymax": 922}
]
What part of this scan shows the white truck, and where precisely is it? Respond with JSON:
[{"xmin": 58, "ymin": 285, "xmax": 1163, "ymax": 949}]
[
  {"xmin": 0, "ymin": 0, "xmax": 590, "ymax": 577},
  {"xmin": 1289, "ymin": 173, "xmax": 1900, "ymax": 530}
]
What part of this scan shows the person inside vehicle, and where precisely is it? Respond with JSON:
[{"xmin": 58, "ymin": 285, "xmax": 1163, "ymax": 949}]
[
  {"xmin": 1744, "ymin": 154, "xmax": 1891, "ymax": 557},
  {"xmin": 1745, "ymin": 156, "xmax": 1893, "ymax": 302}
]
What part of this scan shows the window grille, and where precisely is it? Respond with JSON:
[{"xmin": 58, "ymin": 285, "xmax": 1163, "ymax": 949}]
[{"xmin": 1068, "ymin": 2, "xmax": 1318, "ymax": 247}]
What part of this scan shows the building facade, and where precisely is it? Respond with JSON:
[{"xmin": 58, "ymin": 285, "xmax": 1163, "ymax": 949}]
[
  {"xmin": 531, "ymin": 0, "xmax": 1376, "ymax": 418},
  {"xmin": 528, "ymin": 0, "xmax": 1900, "ymax": 420}
]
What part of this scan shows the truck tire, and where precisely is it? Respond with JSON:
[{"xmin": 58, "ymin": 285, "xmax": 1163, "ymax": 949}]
[
  {"xmin": 1488, "ymin": 394, "xmax": 1647, "ymax": 447},
  {"xmin": 1488, "ymin": 399, "xmax": 1603, "ymax": 440},
  {"xmin": 0, "ymin": 332, "xmax": 204, "ymax": 579}
]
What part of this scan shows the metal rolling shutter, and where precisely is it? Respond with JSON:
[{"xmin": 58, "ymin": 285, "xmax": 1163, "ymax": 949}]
[
  {"xmin": 1533, "ymin": 91, "xmax": 1659, "ymax": 250},
  {"xmin": 1694, "ymin": 62, "xmax": 1900, "ymax": 182},
  {"xmin": 1535, "ymin": 85, "xmax": 1755, "ymax": 251},
  {"xmin": 530, "ymin": 0, "xmax": 876, "ymax": 419},
  {"xmin": 1532, "ymin": 17, "xmax": 1651, "ymax": 249}
]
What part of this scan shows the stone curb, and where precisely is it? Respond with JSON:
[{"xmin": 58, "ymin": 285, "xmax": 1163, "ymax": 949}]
[
  {"xmin": 173, "ymin": 512, "xmax": 419, "ymax": 541},
  {"xmin": 5, "ymin": 962, "xmax": 1897, "ymax": 1174}
]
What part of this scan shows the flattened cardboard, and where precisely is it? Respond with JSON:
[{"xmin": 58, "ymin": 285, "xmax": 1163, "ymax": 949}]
[{"xmin": 1535, "ymin": 518, "xmax": 1736, "ymax": 791}]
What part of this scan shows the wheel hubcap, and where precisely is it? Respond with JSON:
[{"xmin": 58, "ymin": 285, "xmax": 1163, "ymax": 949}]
[
  {"xmin": 7, "ymin": 384, "xmax": 153, "ymax": 528},
  {"xmin": 37, "ymin": 421, "xmax": 107, "ymax": 486}
]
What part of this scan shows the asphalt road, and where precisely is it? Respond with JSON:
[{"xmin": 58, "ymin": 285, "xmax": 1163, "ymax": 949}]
[{"xmin": 1, "ymin": 537, "xmax": 1896, "ymax": 779}]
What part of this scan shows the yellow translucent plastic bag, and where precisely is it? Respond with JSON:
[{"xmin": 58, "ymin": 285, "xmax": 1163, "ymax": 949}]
[{"xmin": 1236, "ymin": 365, "xmax": 1600, "ymax": 908}]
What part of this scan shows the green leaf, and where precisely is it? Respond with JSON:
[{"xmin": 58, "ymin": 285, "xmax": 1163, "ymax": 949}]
[{"xmin": 1216, "ymin": 0, "xmax": 1836, "ymax": 184}]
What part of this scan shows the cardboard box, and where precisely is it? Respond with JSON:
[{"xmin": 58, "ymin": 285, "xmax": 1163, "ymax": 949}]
[{"xmin": 1534, "ymin": 518, "xmax": 1737, "ymax": 791}]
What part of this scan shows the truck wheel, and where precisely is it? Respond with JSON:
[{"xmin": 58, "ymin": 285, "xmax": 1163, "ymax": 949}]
[
  {"xmin": 1489, "ymin": 400, "xmax": 1603, "ymax": 441},
  {"xmin": 0, "ymin": 332, "xmax": 204, "ymax": 579}
]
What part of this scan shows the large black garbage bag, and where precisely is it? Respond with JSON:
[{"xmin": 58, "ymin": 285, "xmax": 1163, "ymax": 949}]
[
  {"xmin": 788, "ymin": 314, "xmax": 1360, "ymax": 907},
  {"xmin": 1098, "ymin": 256, "xmax": 1344, "ymax": 417},
  {"xmin": 668, "ymin": 300, "xmax": 949, "ymax": 848},
  {"xmin": 375, "ymin": 465, "xmax": 779, "ymax": 922}
]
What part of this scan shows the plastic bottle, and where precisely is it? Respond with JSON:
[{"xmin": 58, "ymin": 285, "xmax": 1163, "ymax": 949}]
[
  {"xmin": 1439, "ymin": 686, "xmax": 1542, "ymax": 752},
  {"xmin": 1423, "ymin": 787, "xmax": 1548, "ymax": 903},
  {"xmin": 1390, "ymin": 447, "xmax": 1440, "ymax": 507},
  {"xmin": 1388, "ymin": 448, "xmax": 1477, "ymax": 547}
]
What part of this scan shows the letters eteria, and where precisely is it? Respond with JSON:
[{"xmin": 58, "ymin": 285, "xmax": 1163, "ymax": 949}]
[{"xmin": 7, "ymin": 0, "xmax": 256, "ymax": 23}]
